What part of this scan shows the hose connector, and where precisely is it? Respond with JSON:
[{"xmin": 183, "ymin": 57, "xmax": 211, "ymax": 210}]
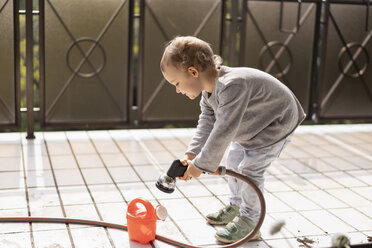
[{"xmin": 218, "ymin": 166, "xmax": 226, "ymax": 176}]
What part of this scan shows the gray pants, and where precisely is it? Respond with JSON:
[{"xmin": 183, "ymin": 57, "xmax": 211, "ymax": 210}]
[{"xmin": 227, "ymin": 136, "xmax": 292, "ymax": 222}]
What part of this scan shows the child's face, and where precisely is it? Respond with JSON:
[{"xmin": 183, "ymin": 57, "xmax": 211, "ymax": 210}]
[{"xmin": 162, "ymin": 64, "xmax": 203, "ymax": 100}]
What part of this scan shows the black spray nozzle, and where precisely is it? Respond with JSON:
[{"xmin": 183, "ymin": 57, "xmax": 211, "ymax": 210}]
[
  {"xmin": 166, "ymin": 159, "xmax": 188, "ymax": 178},
  {"xmin": 155, "ymin": 159, "xmax": 188, "ymax": 194}
]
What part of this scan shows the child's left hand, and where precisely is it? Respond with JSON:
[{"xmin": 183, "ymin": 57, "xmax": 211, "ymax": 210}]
[{"xmin": 181, "ymin": 160, "xmax": 202, "ymax": 181}]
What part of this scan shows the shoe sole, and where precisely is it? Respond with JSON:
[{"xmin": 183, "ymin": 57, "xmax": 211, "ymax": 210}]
[
  {"xmin": 215, "ymin": 231, "xmax": 262, "ymax": 244},
  {"xmin": 206, "ymin": 218, "xmax": 230, "ymax": 225}
]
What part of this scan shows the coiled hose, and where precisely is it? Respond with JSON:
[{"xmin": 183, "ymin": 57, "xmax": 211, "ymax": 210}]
[{"xmin": 0, "ymin": 168, "xmax": 265, "ymax": 248}]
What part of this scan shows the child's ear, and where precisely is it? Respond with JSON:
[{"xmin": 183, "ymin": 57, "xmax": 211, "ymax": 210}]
[{"xmin": 188, "ymin": 66, "xmax": 199, "ymax": 78}]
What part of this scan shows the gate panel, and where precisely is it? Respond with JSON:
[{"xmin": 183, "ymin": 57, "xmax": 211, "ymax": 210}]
[
  {"xmin": 40, "ymin": 0, "xmax": 131, "ymax": 127},
  {"xmin": 0, "ymin": 0, "xmax": 19, "ymax": 128},
  {"xmin": 318, "ymin": 2, "xmax": 372, "ymax": 120},
  {"xmin": 242, "ymin": 0, "xmax": 319, "ymax": 116},
  {"xmin": 138, "ymin": 0, "xmax": 223, "ymax": 123}
]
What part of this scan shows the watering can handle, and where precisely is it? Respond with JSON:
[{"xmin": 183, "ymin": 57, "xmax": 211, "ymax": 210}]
[{"xmin": 127, "ymin": 198, "xmax": 153, "ymax": 219}]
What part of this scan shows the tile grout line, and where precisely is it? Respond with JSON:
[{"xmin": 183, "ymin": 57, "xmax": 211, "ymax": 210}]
[
  {"xmin": 263, "ymin": 137, "xmax": 362, "ymax": 235},
  {"xmin": 265, "ymin": 212, "xmax": 302, "ymax": 241},
  {"xmin": 265, "ymin": 181, "xmax": 337, "ymax": 237},
  {"xmin": 318, "ymin": 133, "xmax": 372, "ymax": 162},
  {"xmin": 268, "ymin": 153, "xmax": 371, "ymax": 235},
  {"xmin": 320, "ymin": 133, "xmax": 372, "ymax": 176},
  {"xmin": 270, "ymin": 229, "xmax": 370, "ymax": 238},
  {"xmin": 278, "ymin": 174, "xmax": 372, "ymax": 232},
  {"xmin": 84, "ymin": 131, "xmax": 130, "ymax": 209},
  {"xmin": 306, "ymin": 134, "xmax": 372, "ymax": 200},
  {"xmin": 270, "ymin": 166, "xmax": 369, "ymax": 233},
  {"xmin": 68, "ymin": 131, "xmax": 162, "ymax": 245},
  {"xmin": 288, "ymin": 144, "xmax": 358, "ymax": 185},
  {"xmin": 20, "ymin": 133, "xmax": 36, "ymax": 248},
  {"xmin": 289, "ymin": 136, "xmax": 372, "ymax": 203},
  {"xmin": 43, "ymin": 133, "xmax": 76, "ymax": 248},
  {"xmin": 126, "ymin": 129, "xmax": 195, "ymax": 247},
  {"xmin": 66, "ymin": 131, "xmax": 116, "ymax": 248},
  {"xmin": 312, "ymin": 140, "xmax": 371, "ymax": 170},
  {"xmin": 290, "ymin": 133, "xmax": 367, "ymax": 170},
  {"xmin": 107, "ymin": 131, "xmax": 162, "ymax": 248}
]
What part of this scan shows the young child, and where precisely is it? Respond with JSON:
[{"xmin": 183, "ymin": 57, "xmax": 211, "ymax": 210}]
[{"xmin": 160, "ymin": 36, "xmax": 305, "ymax": 243}]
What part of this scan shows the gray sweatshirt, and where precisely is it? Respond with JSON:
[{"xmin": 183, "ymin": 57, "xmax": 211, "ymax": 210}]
[{"xmin": 186, "ymin": 66, "xmax": 306, "ymax": 173}]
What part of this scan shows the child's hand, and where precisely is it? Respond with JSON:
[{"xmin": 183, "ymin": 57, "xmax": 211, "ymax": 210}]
[
  {"xmin": 181, "ymin": 160, "xmax": 202, "ymax": 181},
  {"xmin": 180, "ymin": 153, "xmax": 196, "ymax": 166}
]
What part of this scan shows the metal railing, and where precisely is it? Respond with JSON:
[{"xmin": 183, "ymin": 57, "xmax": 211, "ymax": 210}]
[{"xmin": 0, "ymin": 0, "xmax": 371, "ymax": 138}]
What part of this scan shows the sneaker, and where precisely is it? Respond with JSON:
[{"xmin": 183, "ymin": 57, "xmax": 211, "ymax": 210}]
[
  {"xmin": 215, "ymin": 216, "xmax": 261, "ymax": 243},
  {"xmin": 206, "ymin": 203, "xmax": 239, "ymax": 225}
]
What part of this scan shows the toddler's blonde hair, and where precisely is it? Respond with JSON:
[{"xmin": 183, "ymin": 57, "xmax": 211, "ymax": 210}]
[{"xmin": 160, "ymin": 36, "xmax": 223, "ymax": 73}]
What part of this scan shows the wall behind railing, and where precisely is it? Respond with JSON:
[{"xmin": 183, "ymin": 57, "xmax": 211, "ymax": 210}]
[{"xmin": 0, "ymin": 0, "xmax": 371, "ymax": 138}]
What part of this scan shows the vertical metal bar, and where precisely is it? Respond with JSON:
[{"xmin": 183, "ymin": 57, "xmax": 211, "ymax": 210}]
[
  {"xmin": 39, "ymin": 0, "xmax": 45, "ymax": 127},
  {"xmin": 239, "ymin": 0, "xmax": 247, "ymax": 66},
  {"xmin": 309, "ymin": 1, "xmax": 322, "ymax": 122},
  {"xmin": 128, "ymin": 0, "xmax": 134, "ymax": 124},
  {"xmin": 137, "ymin": 0, "xmax": 145, "ymax": 124},
  {"xmin": 14, "ymin": 0, "xmax": 21, "ymax": 128},
  {"xmin": 313, "ymin": 0, "xmax": 329, "ymax": 122},
  {"xmin": 366, "ymin": 0, "xmax": 370, "ymax": 31},
  {"xmin": 26, "ymin": 0, "xmax": 35, "ymax": 138},
  {"xmin": 228, "ymin": 0, "xmax": 238, "ymax": 66},
  {"xmin": 219, "ymin": 0, "xmax": 227, "ymax": 60}
]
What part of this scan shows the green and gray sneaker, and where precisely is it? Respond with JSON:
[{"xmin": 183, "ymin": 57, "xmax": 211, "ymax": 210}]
[
  {"xmin": 206, "ymin": 203, "xmax": 239, "ymax": 225},
  {"xmin": 215, "ymin": 216, "xmax": 261, "ymax": 243}
]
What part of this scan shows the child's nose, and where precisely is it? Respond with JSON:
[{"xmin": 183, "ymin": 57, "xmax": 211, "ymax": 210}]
[{"xmin": 176, "ymin": 88, "xmax": 181, "ymax": 94}]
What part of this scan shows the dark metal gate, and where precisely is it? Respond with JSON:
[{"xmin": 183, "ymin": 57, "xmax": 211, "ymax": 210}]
[
  {"xmin": 137, "ymin": 0, "xmax": 224, "ymax": 124},
  {"xmin": 39, "ymin": 0, "xmax": 132, "ymax": 127},
  {"xmin": 241, "ymin": 0, "xmax": 321, "ymax": 116},
  {"xmin": 1, "ymin": 0, "xmax": 372, "ymax": 135},
  {"xmin": 317, "ymin": 0, "xmax": 372, "ymax": 120},
  {"xmin": 0, "ymin": 0, "xmax": 20, "ymax": 129}
]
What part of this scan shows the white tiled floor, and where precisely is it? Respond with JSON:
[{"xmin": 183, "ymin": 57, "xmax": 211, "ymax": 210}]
[{"xmin": 0, "ymin": 124, "xmax": 371, "ymax": 247}]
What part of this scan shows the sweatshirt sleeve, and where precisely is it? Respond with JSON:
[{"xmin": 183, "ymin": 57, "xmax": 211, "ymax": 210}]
[
  {"xmin": 186, "ymin": 94, "xmax": 216, "ymax": 155},
  {"xmin": 192, "ymin": 83, "xmax": 251, "ymax": 173}
]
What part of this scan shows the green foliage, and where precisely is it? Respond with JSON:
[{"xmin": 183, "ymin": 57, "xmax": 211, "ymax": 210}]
[
  {"xmin": 20, "ymin": 15, "xmax": 26, "ymax": 108},
  {"xmin": 19, "ymin": 13, "xmax": 40, "ymax": 108}
]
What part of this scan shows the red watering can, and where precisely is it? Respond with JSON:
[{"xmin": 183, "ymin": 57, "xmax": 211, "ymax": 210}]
[{"xmin": 126, "ymin": 198, "xmax": 167, "ymax": 244}]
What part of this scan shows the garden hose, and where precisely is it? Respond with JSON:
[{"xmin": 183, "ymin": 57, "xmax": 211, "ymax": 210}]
[{"xmin": 0, "ymin": 168, "xmax": 265, "ymax": 248}]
